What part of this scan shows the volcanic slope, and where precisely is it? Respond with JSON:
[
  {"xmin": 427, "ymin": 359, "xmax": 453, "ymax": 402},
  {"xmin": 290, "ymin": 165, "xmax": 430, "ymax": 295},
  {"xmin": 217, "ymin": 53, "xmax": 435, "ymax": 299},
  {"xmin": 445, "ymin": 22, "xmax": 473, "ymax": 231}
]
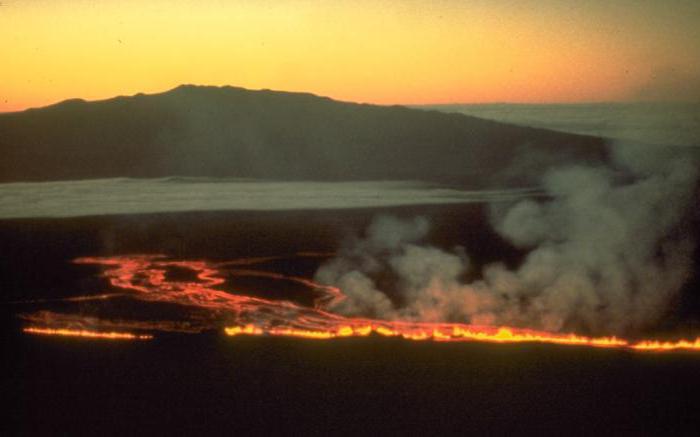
[{"xmin": 0, "ymin": 85, "xmax": 607, "ymax": 185}]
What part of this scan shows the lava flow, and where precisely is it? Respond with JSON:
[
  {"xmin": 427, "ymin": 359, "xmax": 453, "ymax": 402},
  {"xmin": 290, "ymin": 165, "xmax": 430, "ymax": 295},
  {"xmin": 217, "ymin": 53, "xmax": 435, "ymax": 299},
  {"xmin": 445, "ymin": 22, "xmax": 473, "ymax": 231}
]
[
  {"xmin": 19, "ymin": 254, "xmax": 700, "ymax": 352},
  {"xmin": 24, "ymin": 327, "xmax": 152, "ymax": 340}
]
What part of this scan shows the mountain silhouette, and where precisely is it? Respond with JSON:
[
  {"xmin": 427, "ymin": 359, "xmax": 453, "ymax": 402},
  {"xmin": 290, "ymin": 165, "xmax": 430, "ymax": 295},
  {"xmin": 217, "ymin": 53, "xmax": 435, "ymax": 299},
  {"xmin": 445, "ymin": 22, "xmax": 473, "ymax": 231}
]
[{"xmin": 0, "ymin": 85, "xmax": 607, "ymax": 185}]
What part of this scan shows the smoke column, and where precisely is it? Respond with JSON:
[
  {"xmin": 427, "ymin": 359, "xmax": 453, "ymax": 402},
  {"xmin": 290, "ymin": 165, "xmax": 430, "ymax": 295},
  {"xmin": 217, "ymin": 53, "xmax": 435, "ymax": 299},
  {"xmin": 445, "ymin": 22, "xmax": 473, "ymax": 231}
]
[{"xmin": 315, "ymin": 143, "xmax": 698, "ymax": 335}]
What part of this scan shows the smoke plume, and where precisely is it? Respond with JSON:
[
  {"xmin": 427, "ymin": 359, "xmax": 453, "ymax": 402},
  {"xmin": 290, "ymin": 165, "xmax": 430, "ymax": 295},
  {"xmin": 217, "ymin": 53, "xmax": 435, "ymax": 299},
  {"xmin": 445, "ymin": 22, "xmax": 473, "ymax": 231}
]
[{"xmin": 315, "ymin": 143, "xmax": 698, "ymax": 334}]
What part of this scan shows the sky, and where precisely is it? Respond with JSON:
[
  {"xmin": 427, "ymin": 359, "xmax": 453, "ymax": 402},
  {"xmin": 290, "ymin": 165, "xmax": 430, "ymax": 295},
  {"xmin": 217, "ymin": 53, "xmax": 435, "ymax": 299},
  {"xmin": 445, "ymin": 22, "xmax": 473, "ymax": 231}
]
[{"xmin": 1, "ymin": 0, "xmax": 699, "ymax": 111}]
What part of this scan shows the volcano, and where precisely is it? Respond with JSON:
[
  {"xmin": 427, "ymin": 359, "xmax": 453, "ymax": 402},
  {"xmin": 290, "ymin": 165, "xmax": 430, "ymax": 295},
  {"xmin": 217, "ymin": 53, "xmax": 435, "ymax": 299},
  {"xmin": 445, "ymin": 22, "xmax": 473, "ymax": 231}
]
[{"xmin": 0, "ymin": 85, "xmax": 606, "ymax": 185}]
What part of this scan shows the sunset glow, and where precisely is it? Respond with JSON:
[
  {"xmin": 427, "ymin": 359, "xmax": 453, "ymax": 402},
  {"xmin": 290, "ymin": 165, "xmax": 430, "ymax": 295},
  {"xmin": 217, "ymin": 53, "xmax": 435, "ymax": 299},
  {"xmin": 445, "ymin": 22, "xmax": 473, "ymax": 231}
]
[{"xmin": 2, "ymin": 0, "xmax": 699, "ymax": 111}]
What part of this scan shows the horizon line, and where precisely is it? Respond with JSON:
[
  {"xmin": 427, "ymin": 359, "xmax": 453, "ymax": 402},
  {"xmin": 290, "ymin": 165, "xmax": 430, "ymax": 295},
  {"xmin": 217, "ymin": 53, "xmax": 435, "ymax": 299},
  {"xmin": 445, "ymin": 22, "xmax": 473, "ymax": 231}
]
[{"xmin": 2, "ymin": 84, "xmax": 697, "ymax": 114}]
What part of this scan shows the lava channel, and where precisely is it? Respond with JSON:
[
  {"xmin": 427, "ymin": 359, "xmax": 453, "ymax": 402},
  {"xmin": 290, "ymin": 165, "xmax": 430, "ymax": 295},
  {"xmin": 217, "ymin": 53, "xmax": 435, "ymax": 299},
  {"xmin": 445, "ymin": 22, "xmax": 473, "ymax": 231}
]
[{"xmin": 18, "ymin": 254, "xmax": 700, "ymax": 352}]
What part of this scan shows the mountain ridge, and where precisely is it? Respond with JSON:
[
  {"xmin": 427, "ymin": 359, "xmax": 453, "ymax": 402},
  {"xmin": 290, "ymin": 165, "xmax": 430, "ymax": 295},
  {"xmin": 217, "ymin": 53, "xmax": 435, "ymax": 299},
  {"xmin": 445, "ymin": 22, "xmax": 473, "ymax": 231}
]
[{"xmin": 0, "ymin": 84, "xmax": 608, "ymax": 186}]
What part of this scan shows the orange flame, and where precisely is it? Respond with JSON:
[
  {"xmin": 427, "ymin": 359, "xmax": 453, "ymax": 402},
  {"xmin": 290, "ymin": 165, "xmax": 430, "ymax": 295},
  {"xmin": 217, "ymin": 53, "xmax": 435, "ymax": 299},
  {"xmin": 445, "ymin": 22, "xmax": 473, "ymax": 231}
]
[
  {"xmin": 224, "ymin": 322, "xmax": 630, "ymax": 349},
  {"xmin": 23, "ymin": 326, "xmax": 152, "ymax": 340},
  {"xmin": 20, "ymin": 254, "xmax": 700, "ymax": 353},
  {"xmin": 631, "ymin": 338, "xmax": 700, "ymax": 351}
]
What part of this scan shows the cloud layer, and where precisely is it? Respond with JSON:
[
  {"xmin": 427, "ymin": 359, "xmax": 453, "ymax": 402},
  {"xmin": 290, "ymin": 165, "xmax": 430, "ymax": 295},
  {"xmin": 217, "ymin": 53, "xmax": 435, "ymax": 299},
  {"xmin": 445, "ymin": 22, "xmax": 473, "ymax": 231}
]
[{"xmin": 0, "ymin": 178, "xmax": 539, "ymax": 219}]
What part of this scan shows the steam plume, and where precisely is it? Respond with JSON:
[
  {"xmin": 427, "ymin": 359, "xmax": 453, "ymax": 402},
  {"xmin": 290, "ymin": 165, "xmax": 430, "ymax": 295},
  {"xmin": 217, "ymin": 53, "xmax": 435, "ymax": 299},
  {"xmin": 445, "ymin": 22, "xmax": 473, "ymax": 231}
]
[{"xmin": 315, "ymin": 143, "xmax": 698, "ymax": 334}]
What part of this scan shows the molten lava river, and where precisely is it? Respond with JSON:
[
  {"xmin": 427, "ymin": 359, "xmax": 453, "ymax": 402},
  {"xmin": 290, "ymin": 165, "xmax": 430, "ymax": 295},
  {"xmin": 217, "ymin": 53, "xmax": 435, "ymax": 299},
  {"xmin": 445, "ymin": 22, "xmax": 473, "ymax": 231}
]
[{"xmin": 20, "ymin": 254, "xmax": 700, "ymax": 353}]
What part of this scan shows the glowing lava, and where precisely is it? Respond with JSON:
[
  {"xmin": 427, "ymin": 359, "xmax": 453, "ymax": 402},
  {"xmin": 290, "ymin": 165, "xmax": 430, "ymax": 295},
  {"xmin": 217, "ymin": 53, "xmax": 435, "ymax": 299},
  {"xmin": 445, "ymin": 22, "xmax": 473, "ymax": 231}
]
[
  {"xmin": 19, "ymin": 254, "xmax": 700, "ymax": 352},
  {"xmin": 225, "ymin": 322, "xmax": 629, "ymax": 347},
  {"xmin": 631, "ymin": 339, "xmax": 700, "ymax": 351},
  {"xmin": 24, "ymin": 326, "xmax": 152, "ymax": 340}
]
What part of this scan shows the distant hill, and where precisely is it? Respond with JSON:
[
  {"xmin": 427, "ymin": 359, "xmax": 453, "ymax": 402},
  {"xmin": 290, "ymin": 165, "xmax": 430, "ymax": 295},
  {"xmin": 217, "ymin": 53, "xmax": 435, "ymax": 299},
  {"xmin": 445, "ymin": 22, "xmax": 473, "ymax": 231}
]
[{"xmin": 0, "ymin": 85, "xmax": 608, "ymax": 186}]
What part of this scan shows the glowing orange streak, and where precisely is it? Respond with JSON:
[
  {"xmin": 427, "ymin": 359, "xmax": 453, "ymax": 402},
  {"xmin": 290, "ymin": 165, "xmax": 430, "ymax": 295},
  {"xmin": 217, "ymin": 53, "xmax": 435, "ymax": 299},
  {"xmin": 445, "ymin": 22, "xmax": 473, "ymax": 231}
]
[
  {"xmin": 5, "ymin": 293, "xmax": 123, "ymax": 305},
  {"xmin": 20, "ymin": 310, "xmax": 210, "ymax": 334},
  {"xmin": 227, "ymin": 268, "xmax": 345, "ymax": 307},
  {"xmin": 24, "ymin": 327, "xmax": 152, "ymax": 340},
  {"xmin": 223, "ymin": 322, "xmax": 629, "ymax": 349},
  {"xmin": 19, "ymin": 255, "xmax": 698, "ymax": 353},
  {"xmin": 631, "ymin": 339, "xmax": 700, "ymax": 351}
]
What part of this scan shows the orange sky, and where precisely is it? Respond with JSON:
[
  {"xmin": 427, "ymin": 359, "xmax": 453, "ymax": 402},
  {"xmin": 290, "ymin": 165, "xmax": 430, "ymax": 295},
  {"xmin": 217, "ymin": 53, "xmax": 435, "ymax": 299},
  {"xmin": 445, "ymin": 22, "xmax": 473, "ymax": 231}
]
[{"xmin": 1, "ymin": 0, "xmax": 699, "ymax": 111}]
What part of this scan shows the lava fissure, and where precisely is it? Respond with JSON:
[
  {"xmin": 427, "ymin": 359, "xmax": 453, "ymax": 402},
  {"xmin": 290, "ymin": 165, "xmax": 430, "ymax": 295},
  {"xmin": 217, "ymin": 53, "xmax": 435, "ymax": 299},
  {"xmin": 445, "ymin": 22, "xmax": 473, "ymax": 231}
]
[{"xmin": 18, "ymin": 254, "xmax": 700, "ymax": 352}]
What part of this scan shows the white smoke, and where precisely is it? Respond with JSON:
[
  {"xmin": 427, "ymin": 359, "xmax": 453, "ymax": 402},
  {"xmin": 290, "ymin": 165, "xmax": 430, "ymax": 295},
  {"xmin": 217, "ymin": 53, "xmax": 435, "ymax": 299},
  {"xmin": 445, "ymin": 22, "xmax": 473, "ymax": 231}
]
[{"xmin": 315, "ymin": 143, "xmax": 698, "ymax": 334}]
